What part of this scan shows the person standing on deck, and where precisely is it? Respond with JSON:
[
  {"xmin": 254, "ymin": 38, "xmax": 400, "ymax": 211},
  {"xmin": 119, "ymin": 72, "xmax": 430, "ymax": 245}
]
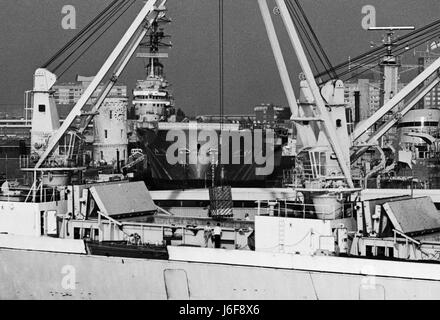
[
  {"xmin": 203, "ymin": 222, "xmax": 212, "ymax": 248},
  {"xmin": 213, "ymin": 223, "xmax": 222, "ymax": 249}
]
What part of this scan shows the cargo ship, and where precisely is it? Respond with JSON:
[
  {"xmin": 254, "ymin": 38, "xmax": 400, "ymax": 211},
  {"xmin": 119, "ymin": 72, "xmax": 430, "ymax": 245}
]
[{"xmin": 3, "ymin": 0, "xmax": 440, "ymax": 301}]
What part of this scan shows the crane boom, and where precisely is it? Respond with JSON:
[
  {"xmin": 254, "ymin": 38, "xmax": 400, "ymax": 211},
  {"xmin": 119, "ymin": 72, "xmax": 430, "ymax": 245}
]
[
  {"xmin": 351, "ymin": 74, "xmax": 440, "ymax": 163},
  {"xmin": 275, "ymin": 0, "xmax": 354, "ymax": 188},
  {"xmin": 258, "ymin": 0, "xmax": 299, "ymax": 118},
  {"xmin": 352, "ymin": 55, "xmax": 440, "ymax": 142}
]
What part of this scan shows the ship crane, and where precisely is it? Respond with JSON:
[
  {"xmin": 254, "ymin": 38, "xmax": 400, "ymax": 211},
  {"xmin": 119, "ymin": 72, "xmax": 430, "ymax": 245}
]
[
  {"xmin": 259, "ymin": 0, "xmax": 440, "ymax": 189},
  {"xmin": 259, "ymin": 0, "xmax": 354, "ymax": 188},
  {"xmin": 30, "ymin": 0, "xmax": 168, "ymax": 170}
]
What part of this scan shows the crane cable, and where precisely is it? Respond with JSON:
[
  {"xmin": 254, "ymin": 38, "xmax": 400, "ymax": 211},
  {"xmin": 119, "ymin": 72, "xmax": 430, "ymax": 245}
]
[
  {"xmin": 293, "ymin": 0, "xmax": 336, "ymax": 79},
  {"xmin": 285, "ymin": 0, "xmax": 336, "ymax": 79},
  {"xmin": 342, "ymin": 20, "xmax": 440, "ymax": 75},
  {"xmin": 57, "ymin": 0, "xmax": 136, "ymax": 78},
  {"xmin": 316, "ymin": 17, "xmax": 440, "ymax": 82},
  {"xmin": 338, "ymin": 27, "xmax": 440, "ymax": 82},
  {"xmin": 285, "ymin": 1, "xmax": 321, "ymax": 74},
  {"xmin": 54, "ymin": 0, "xmax": 133, "ymax": 74},
  {"xmin": 218, "ymin": 0, "xmax": 224, "ymax": 187},
  {"xmin": 42, "ymin": 0, "xmax": 121, "ymax": 69}
]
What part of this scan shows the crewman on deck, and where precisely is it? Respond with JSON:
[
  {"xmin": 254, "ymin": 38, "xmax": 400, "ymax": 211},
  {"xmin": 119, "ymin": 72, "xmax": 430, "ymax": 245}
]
[{"xmin": 213, "ymin": 223, "xmax": 222, "ymax": 249}]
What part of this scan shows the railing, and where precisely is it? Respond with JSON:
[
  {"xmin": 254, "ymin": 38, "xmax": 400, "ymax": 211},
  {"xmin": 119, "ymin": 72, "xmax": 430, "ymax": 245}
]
[
  {"xmin": 283, "ymin": 166, "xmax": 435, "ymax": 190},
  {"xmin": 257, "ymin": 200, "xmax": 355, "ymax": 220},
  {"xmin": 123, "ymin": 151, "xmax": 146, "ymax": 171},
  {"xmin": 24, "ymin": 183, "xmax": 62, "ymax": 203}
]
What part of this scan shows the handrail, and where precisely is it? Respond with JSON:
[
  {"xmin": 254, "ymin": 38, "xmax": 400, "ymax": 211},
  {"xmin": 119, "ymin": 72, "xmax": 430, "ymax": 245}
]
[{"xmin": 393, "ymin": 229, "xmax": 420, "ymax": 246}]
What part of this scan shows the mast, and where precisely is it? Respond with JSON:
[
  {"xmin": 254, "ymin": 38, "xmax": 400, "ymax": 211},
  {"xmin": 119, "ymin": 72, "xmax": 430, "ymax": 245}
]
[
  {"xmin": 368, "ymin": 27, "xmax": 415, "ymax": 107},
  {"xmin": 132, "ymin": 10, "xmax": 173, "ymax": 124},
  {"xmin": 136, "ymin": 14, "xmax": 172, "ymax": 79}
]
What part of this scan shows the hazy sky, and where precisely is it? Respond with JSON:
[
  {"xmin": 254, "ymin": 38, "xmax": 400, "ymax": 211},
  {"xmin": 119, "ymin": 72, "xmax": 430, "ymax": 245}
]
[{"xmin": 1, "ymin": 0, "xmax": 440, "ymax": 116}]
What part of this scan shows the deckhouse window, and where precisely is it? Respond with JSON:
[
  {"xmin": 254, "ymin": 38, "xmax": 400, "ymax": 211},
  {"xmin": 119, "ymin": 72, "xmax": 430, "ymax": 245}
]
[{"xmin": 39, "ymin": 104, "xmax": 46, "ymax": 113}]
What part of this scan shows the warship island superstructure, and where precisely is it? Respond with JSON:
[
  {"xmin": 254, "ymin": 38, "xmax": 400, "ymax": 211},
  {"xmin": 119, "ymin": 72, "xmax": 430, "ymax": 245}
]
[{"xmin": 5, "ymin": 0, "xmax": 440, "ymax": 300}]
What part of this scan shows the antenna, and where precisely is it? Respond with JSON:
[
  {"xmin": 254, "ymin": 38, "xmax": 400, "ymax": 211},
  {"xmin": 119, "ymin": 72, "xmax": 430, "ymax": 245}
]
[
  {"xmin": 368, "ymin": 26, "xmax": 415, "ymax": 31},
  {"xmin": 368, "ymin": 26, "xmax": 415, "ymax": 56}
]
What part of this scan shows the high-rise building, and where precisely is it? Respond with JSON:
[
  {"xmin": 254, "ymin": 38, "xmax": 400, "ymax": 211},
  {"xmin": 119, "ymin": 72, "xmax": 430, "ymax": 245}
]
[
  {"xmin": 344, "ymin": 79, "xmax": 382, "ymax": 121},
  {"xmin": 53, "ymin": 76, "xmax": 127, "ymax": 106},
  {"xmin": 344, "ymin": 78, "xmax": 407, "ymax": 145},
  {"xmin": 418, "ymin": 52, "xmax": 440, "ymax": 108},
  {"xmin": 344, "ymin": 79, "xmax": 407, "ymax": 121}
]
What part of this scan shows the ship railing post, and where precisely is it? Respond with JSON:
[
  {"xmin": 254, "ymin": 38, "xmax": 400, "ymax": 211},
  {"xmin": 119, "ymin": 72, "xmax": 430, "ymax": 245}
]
[
  {"xmin": 98, "ymin": 212, "xmax": 103, "ymax": 242},
  {"xmin": 25, "ymin": 180, "xmax": 35, "ymax": 202},
  {"xmin": 5, "ymin": 154, "xmax": 7, "ymax": 182},
  {"xmin": 32, "ymin": 170, "xmax": 37, "ymax": 202},
  {"xmin": 182, "ymin": 226, "xmax": 185, "ymax": 244},
  {"xmin": 406, "ymin": 238, "xmax": 409, "ymax": 259},
  {"xmin": 40, "ymin": 172, "xmax": 43, "ymax": 203}
]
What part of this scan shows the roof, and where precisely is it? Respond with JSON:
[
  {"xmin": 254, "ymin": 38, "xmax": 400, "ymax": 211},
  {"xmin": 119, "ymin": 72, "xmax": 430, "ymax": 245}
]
[
  {"xmin": 90, "ymin": 181, "xmax": 156, "ymax": 217},
  {"xmin": 383, "ymin": 197, "xmax": 440, "ymax": 235}
]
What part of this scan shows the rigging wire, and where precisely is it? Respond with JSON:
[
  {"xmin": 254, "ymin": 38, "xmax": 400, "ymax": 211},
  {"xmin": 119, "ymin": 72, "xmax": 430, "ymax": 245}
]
[
  {"xmin": 57, "ymin": 0, "xmax": 136, "ymax": 78},
  {"xmin": 338, "ymin": 28, "xmax": 440, "ymax": 82},
  {"xmin": 54, "ymin": 0, "xmax": 131, "ymax": 74},
  {"xmin": 285, "ymin": 1, "xmax": 321, "ymax": 74},
  {"xmin": 288, "ymin": 0, "xmax": 334, "ymax": 78},
  {"xmin": 42, "ymin": 0, "xmax": 121, "ymax": 69},
  {"xmin": 293, "ymin": 0, "xmax": 336, "ymax": 78},
  {"xmin": 285, "ymin": 0, "xmax": 336, "ymax": 79},
  {"xmin": 219, "ymin": 0, "xmax": 224, "ymax": 132},
  {"xmin": 316, "ymin": 17, "xmax": 440, "ymax": 82},
  {"xmin": 218, "ymin": 0, "xmax": 224, "ymax": 186}
]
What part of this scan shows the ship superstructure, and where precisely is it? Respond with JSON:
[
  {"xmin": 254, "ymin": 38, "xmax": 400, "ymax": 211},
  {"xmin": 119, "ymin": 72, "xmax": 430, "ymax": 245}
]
[{"xmin": 132, "ymin": 14, "xmax": 174, "ymax": 125}]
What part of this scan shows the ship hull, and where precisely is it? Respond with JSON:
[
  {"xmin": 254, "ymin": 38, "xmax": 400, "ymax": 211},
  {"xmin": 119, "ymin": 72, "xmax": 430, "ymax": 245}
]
[
  {"xmin": 133, "ymin": 127, "xmax": 294, "ymax": 189},
  {"xmin": 2, "ymin": 246, "xmax": 440, "ymax": 300}
]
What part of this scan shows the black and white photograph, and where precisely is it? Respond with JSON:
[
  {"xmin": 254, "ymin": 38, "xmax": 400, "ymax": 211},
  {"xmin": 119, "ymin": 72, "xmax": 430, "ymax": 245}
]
[{"xmin": 1, "ymin": 0, "xmax": 440, "ymax": 304}]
